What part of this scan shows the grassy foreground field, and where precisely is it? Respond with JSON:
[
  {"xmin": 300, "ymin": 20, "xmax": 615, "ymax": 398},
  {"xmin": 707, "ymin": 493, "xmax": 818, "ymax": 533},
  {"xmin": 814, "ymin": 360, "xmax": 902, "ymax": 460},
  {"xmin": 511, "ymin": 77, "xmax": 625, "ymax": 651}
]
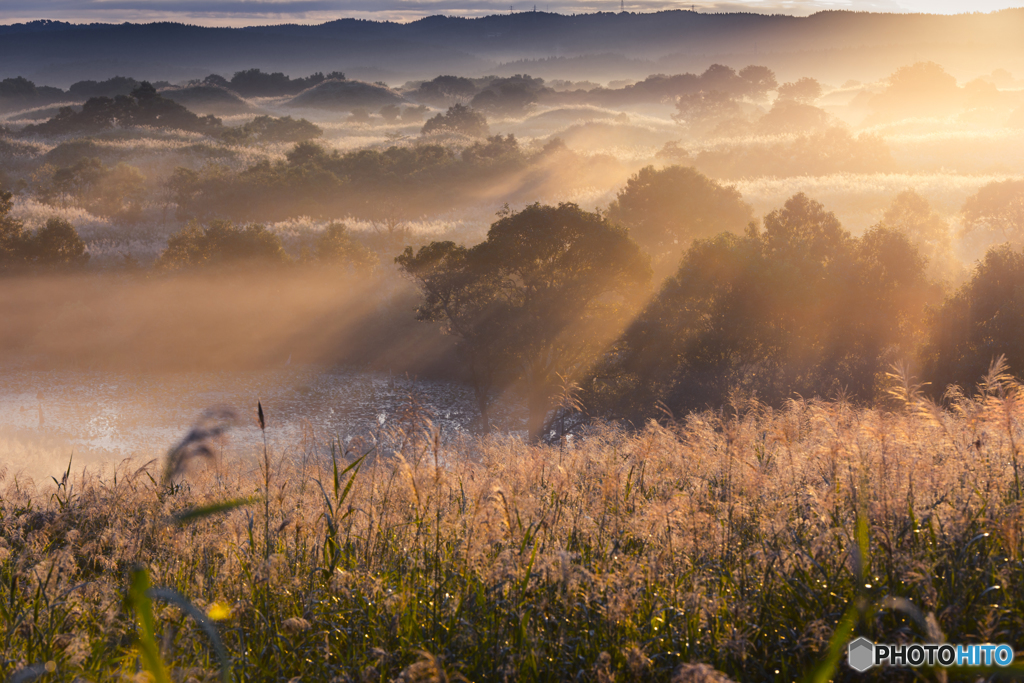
[{"xmin": 3, "ymin": 367, "xmax": 1024, "ymax": 682}]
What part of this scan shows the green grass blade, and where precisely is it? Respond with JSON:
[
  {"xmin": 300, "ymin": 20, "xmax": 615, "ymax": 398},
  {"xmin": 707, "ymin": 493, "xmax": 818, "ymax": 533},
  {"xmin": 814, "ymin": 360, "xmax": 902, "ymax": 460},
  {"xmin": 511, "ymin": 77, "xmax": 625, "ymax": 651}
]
[
  {"xmin": 149, "ymin": 586, "xmax": 233, "ymax": 683},
  {"xmin": 126, "ymin": 566, "xmax": 170, "ymax": 683},
  {"xmin": 801, "ymin": 604, "xmax": 857, "ymax": 683}
]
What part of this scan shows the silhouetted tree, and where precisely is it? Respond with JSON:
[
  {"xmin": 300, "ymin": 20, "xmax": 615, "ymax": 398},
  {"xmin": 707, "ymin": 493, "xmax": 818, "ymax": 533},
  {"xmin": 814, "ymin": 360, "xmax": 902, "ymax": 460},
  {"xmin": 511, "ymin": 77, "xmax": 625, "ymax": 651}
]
[
  {"xmin": 0, "ymin": 190, "xmax": 28, "ymax": 266},
  {"xmin": 0, "ymin": 76, "xmax": 37, "ymax": 98},
  {"xmin": 421, "ymin": 104, "xmax": 489, "ymax": 137},
  {"xmin": 156, "ymin": 220, "xmax": 289, "ymax": 269},
  {"xmin": 589, "ymin": 193, "xmax": 931, "ymax": 420},
  {"xmin": 878, "ymin": 190, "xmax": 960, "ymax": 283},
  {"xmin": 699, "ymin": 64, "xmax": 742, "ymax": 95},
  {"xmin": 962, "ymin": 179, "xmax": 1024, "ymax": 247},
  {"xmin": 313, "ymin": 223, "xmax": 377, "ymax": 271},
  {"xmin": 868, "ymin": 62, "xmax": 961, "ymax": 121},
  {"xmin": 757, "ymin": 100, "xmax": 831, "ymax": 134},
  {"xmin": 68, "ymin": 76, "xmax": 138, "ymax": 99},
  {"xmin": 23, "ymin": 82, "xmax": 221, "ymax": 136},
  {"xmin": 962, "ymin": 77, "xmax": 1002, "ymax": 110},
  {"xmin": 349, "ymin": 108, "xmax": 371, "ymax": 124},
  {"xmin": 469, "ymin": 75, "xmax": 546, "ymax": 115},
  {"xmin": 224, "ymin": 115, "xmax": 322, "ymax": 144},
  {"xmin": 414, "ymin": 75, "xmax": 478, "ymax": 105},
  {"xmin": 0, "ymin": 198, "xmax": 90, "ymax": 269},
  {"xmin": 286, "ymin": 141, "xmax": 330, "ymax": 167},
  {"xmin": 461, "ymin": 134, "xmax": 522, "ymax": 166},
  {"xmin": 201, "ymin": 74, "xmax": 231, "ymax": 88},
  {"xmin": 738, "ymin": 65, "xmax": 777, "ymax": 100},
  {"xmin": 398, "ymin": 203, "xmax": 650, "ymax": 438},
  {"xmin": 777, "ymin": 77, "xmax": 822, "ymax": 103},
  {"xmin": 231, "ymin": 69, "xmax": 284, "ymax": 96},
  {"xmin": 28, "ymin": 218, "xmax": 89, "ymax": 267},
  {"xmin": 401, "ymin": 105, "xmax": 430, "ymax": 122},
  {"xmin": 606, "ymin": 165, "xmax": 752, "ymax": 273},
  {"xmin": 673, "ymin": 90, "xmax": 741, "ymax": 133},
  {"xmin": 923, "ymin": 244, "xmax": 1024, "ymax": 393}
]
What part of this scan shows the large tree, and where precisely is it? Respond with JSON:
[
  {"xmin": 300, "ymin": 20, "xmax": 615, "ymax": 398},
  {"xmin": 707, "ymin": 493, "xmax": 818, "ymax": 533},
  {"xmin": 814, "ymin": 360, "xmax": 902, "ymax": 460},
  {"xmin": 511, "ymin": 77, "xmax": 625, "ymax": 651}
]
[
  {"xmin": 22, "ymin": 82, "xmax": 221, "ymax": 136},
  {"xmin": 868, "ymin": 61, "xmax": 961, "ymax": 121},
  {"xmin": 605, "ymin": 165, "xmax": 752, "ymax": 275},
  {"xmin": 398, "ymin": 202, "xmax": 650, "ymax": 439},
  {"xmin": 421, "ymin": 104, "xmax": 489, "ymax": 138},
  {"xmin": 0, "ymin": 190, "xmax": 27, "ymax": 265},
  {"xmin": 878, "ymin": 189, "xmax": 960, "ymax": 283},
  {"xmin": 589, "ymin": 193, "xmax": 931, "ymax": 420},
  {"xmin": 962, "ymin": 179, "xmax": 1024, "ymax": 248},
  {"xmin": 156, "ymin": 219, "xmax": 289, "ymax": 270},
  {"xmin": 923, "ymin": 244, "xmax": 1024, "ymax": 393},
  {"xmin": 0, "ymin": 198, "xmax": 89, "ymax": 270}
]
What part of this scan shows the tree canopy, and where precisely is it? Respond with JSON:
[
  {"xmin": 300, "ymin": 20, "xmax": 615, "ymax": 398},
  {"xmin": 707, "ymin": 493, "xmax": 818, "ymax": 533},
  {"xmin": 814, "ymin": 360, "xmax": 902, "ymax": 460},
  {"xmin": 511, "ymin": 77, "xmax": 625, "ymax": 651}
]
[
  {"xmin": 156, "ymin": 220, "xmax": 289, "ymax": 270},
  {"xmin": 923, "ymin": 244, "xmax": 1024, "ymax": 393},
  {"xmin": 868, "ymin": 61, "xmax": 961, "ymax": 121},
  {"xmin": 313, "ymin": 223, "xmax": 378, "ymax": 271},
  {"xmin": 605, "ymin": 165, "xmax": 752, "ymax": 273},
  {"xmin": 22, "ymin": 82, "xmax": 221, "ymax": 136},
  {"xmin": 878, "ymin": 190, "xmax": 959, "ymax": 283},
  {"xmin": 398, "ymin": 202, "xmax": 650, "ymax": 438},
  {"xmin": 777, "ymin": 77, "xmax": 822, "ymax": 103},
  {"xmin": 962, "ymin": 179, "xmax": 1024, "ymax": 248},
  {"xmin": 588, "ymin": 193, "xmax": 932, "ymax": 421},
  {"xmin": 421, "ymin": 104, "xmax": 489, "ymax": 137},
  {"xmin": 0, "ymin": 193, "xmax": 89, "ymax": 269}
]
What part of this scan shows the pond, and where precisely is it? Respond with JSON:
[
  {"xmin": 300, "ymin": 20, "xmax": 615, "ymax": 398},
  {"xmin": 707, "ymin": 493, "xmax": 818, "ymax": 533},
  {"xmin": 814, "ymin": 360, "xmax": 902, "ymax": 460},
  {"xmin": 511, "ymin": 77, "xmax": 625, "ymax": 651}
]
[{"xmin": 0, "ymin": 364, "xmax": 509, "ymax": 482}]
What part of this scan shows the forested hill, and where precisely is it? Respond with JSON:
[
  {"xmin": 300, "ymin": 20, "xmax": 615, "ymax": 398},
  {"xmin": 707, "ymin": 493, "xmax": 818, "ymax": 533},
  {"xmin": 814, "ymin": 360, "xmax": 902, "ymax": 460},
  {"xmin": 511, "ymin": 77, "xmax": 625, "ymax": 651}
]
[{"xmin": 2, "ymin": 9, "xmax": 1023, "ymax": 86}]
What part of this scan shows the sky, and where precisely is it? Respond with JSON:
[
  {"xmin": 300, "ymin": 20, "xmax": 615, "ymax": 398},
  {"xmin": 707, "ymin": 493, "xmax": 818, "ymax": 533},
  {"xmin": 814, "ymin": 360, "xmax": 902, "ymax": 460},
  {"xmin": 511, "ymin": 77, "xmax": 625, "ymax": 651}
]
[{"xmin": 1, "ymin": 0, "xmax": 1020, "ymax": 26}]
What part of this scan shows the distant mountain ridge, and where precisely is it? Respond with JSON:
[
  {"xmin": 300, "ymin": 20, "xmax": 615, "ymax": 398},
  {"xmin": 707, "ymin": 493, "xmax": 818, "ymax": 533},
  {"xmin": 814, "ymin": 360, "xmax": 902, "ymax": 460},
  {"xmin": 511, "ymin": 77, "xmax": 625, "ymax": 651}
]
[{"xmin": 1, "ymin": 10, "xmax": 1022, "ymax": 87}]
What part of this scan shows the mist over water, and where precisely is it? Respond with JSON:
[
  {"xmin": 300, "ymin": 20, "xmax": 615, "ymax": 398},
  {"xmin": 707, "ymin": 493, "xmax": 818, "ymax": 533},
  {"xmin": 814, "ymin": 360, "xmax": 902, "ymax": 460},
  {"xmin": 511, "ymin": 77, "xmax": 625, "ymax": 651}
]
[{"xmin": 0, "ymin": 363, "xmax": 482, "ymax": 482}]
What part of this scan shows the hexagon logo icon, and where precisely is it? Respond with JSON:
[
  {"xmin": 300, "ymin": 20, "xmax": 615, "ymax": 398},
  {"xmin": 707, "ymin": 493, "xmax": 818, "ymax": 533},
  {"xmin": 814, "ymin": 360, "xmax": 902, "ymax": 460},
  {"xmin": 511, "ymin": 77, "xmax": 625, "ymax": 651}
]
[{"xmin": 847, "ymin": 637, "xmax": 875, "ymax": 672}]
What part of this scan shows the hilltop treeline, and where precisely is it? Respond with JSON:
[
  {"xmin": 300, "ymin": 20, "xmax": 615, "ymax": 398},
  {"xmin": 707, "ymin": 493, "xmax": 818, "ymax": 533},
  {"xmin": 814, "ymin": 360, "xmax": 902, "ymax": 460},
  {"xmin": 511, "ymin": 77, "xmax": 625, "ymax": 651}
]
[
  {"xmin": 3, "ymin": 63, "xmax": 810, "ymax": 116},
  {"xmin": 0, "ymin": 70, "xmax": 346, "ymax": 111},
  {"xmin": 167, "ymin": 135, "xmax": 619, "ymax": 223},
  {"xmin": 1, "ymin": 9, "xmax": 1022, "ymax": 84},
  {"xmin": 14, "ymin": 81, "xmax": 322, "ymax": 143}
]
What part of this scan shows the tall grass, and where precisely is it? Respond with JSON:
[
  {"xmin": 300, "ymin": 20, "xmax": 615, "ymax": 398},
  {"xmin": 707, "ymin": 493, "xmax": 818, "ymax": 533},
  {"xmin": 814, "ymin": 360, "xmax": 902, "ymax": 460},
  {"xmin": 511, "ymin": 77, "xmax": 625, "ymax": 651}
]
[{"xmin": 4, "ymin": 370, "xmax": 1024, "ymax": 681}]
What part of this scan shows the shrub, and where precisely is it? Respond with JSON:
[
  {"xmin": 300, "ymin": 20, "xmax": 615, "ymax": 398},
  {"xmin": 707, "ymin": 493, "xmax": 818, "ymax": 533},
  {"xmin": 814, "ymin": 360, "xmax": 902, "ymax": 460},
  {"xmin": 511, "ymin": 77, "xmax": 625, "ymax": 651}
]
[
  {"xmin": 156, "ymin": 220, "xmax": 289, "ymax": 270},
  {"xmin": 313, "ymin": 223, "xmax": 378, "ymax": 271},
  {"xmin": 27, "ymin": 217, "xmax": 90, "ymax": 267},
  {"xmin": 22, "ymin": 82, "xmax": 222, "ymax": 136},
  {"xmin": 0, "ymin": 194, "xmax": 89, "ymax": 269},
  {"xmin": 421, "ymin": 104, "xmax": 488, "ymax": 137},
  {"xmin": 224, "ymin": 115, "xmax": 322, "ymax": 144}
]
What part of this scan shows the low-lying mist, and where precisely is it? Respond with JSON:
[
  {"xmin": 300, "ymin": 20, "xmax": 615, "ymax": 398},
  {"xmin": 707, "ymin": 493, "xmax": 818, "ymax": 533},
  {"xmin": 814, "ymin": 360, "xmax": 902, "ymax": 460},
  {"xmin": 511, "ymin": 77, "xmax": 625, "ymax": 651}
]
[{"xmin": 0, "ymin": 269, "xmax": 456, "ymax": 375}]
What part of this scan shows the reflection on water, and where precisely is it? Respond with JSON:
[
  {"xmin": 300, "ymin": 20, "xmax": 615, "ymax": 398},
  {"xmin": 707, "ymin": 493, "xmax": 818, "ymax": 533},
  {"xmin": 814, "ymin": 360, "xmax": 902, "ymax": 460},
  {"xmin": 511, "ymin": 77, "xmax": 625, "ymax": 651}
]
[{"xmin": 0, "ymin": 364, "xmax": 493, "ymax": 479}]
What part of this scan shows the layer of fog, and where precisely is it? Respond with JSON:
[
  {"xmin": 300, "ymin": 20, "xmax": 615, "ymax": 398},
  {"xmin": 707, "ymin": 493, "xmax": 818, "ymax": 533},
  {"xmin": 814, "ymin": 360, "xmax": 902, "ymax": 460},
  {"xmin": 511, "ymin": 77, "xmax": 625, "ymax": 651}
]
[{"xmin": 3, "ymin": 54, "xmax": 1024, "ymax": 481}]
